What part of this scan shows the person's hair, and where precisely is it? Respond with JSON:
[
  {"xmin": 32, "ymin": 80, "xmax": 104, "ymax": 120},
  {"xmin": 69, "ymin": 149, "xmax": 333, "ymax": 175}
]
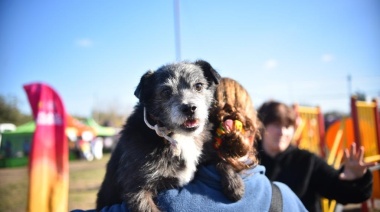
[
  {"xmin": 210, "ymin": 78, "xmax": 260, "ymax": 172},
  {"xmin": 257, "ymin": 100, "xmax": 296, "ymax": 127}
]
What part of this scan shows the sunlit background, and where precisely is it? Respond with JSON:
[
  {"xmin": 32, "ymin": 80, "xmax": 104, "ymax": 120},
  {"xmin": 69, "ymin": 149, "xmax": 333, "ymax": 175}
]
[
  {"xmin": 1, "ymin": 0, "xmax": 379, "ymax": 118},
  {"xmin": 1, "ymin": 1, "xmax": 380, "ymax": 211}
]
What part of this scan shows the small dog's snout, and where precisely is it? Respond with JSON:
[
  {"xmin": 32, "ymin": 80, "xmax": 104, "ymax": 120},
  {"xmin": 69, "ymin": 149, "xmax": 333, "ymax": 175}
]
[{"xmin": 181, "ymin": 104, "xmax": 197, "ymax": 115}]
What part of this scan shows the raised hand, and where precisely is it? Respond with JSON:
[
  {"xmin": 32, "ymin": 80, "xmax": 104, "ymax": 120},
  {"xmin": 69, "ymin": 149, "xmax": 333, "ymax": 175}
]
[{"xmin": 339, "ymin": 143, "xmax": 377, "ymax": 180}]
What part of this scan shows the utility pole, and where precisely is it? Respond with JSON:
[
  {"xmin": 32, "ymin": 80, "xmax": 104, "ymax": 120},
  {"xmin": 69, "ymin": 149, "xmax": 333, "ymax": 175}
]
[
  {"xmin": 174, "ymin": 0, "xmax": 181, "ymax": 62},
  {"xmin": 347, "ymin": 74, "xmax": 352, "ymax": 113},
  {"xmin": 347, "ymin": 74, "xmax": 352, "ymax": 97}
]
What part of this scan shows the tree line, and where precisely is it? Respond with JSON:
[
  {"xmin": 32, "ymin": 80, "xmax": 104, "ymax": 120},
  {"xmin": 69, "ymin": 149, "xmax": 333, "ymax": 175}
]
[
  {"xmin": 0, "ymin": 95, "xmax": 129, "ymax": 127},
  {"xmin": 0, "ymin": 95, "xmax": 32, "ymax": 126}
]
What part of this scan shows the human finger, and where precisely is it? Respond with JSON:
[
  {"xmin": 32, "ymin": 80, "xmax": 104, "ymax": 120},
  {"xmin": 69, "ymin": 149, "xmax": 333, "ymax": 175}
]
[
  {"xmin": 343, "ymin": 148, "xmax": 350, "ymax": 161},
  {"xmin": 365, "ymin": 161, "xmax": 378, "ymax": 167},
  {"xmin": 350, "ymin": 143, "xmax": 357, "ymax": 158},
  {"xmin": 358, "ymin": 146, "xmax": 365, "ymax": 162}
]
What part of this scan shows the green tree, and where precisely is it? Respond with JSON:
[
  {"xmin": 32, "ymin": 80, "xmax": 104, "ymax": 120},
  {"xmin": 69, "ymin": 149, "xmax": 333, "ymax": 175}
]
[
  {"xmin": 354, "ymin": 91, "xmax": 366, "ymax": 101},
  {"xmin": 91, "ymin": 109, "xmax": 128, "ymax": 127},
  {"xmin": 0, "ymin": 95, "xmax": 32, "ymax": 125}
]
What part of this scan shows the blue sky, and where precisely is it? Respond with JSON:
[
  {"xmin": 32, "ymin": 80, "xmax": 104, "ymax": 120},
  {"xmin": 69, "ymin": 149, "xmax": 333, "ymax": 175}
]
[{"xmin": 1, "ymin": 0, "xmax": 379, "ymax": 118}]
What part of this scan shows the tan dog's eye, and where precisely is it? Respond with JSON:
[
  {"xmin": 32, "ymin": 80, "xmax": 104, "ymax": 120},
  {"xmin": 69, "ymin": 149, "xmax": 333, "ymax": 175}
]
[{"xmin": 195, "ymin": 83, "xmax": 203, "ymax": 92}]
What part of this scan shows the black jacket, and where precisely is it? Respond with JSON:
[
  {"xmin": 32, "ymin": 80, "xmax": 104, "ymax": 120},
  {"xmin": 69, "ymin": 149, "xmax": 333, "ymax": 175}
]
[{"xmin": 258, "ymin": 142, "xmax": 373, "ymax": 212}]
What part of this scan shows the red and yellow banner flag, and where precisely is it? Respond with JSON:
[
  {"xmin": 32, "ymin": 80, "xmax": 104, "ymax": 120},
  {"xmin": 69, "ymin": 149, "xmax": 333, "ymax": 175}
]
[{"xmin": 24, "ymin": 83, "xmax": 68, "ymax": 212}]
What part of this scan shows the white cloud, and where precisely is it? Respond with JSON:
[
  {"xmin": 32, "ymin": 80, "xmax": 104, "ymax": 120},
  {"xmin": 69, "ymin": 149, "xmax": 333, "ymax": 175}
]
[
  {"xmin": 76, "ymin": 38, "xmax": 93, "ymax": 47},
  {"xmin": 263, "ymin": 59, "xmax": 278, "ymax": 70},
  {"xmin": 321, "ymin": 54, "xmax": 334, "ymax": 62}
]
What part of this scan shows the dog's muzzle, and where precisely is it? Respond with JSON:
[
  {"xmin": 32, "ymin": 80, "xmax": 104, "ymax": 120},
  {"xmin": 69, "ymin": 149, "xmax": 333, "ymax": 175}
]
[
  {"xmin": 180, "ymin": 104, "xmax": 200, "ymax": 132},
  {"xmin": 181, "ymin": 118, "xmax": 200, "ymax": 131},
  {"xmin": 181, "ymin": 104, "xmax": 197, "ymax": 116}
]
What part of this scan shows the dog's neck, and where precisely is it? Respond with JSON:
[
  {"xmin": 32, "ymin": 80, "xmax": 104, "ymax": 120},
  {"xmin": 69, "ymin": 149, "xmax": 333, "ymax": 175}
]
[{"xmin": 143, "ymin": 107, "xmax": 181, "ymax": 156}]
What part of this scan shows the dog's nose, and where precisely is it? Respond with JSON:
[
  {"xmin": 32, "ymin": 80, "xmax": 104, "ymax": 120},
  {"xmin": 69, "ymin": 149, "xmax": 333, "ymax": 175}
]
[{"xmin": 181, "ymin": 104, "xmax": 197, "ymax": 115}]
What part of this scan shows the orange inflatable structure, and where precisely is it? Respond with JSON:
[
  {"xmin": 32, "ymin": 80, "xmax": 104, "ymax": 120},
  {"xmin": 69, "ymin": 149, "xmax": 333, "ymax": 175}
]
[
  {"xmin": 323, "ymin": 97, "xmax": 380, "ymax": 211},
  {"xmin": 351, "ymin": 97, "xmax": 380, "ymax": 211},
  {"xmin": 294, "ymin": 99, "xmax": 380, "ymax": 212}
]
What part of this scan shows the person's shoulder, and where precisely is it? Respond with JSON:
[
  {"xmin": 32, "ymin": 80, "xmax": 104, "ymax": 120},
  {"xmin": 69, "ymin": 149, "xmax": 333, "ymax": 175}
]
[
  {"xmin": 249, "ymin": 164, "xmax": 266, "ymax": 174},
  {"xmin": 273, "ymin": 182, "xmax": 308, "ymax": 211},
  {"xmin": 71, "ymin": 202, "xmax": 129, "ymax": 212},
  {"xmin": 272, "ymin": 181, "xmax": 295, "ymax": 196}
]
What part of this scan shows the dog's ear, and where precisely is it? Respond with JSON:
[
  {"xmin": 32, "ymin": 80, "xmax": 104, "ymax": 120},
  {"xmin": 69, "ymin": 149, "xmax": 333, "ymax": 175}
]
[
  {"xmin": 134, "ymin": 70, "xmax": 154, "ymax": 102},
  {"xmin": 195, "ymin": 60, "xmax": 221, "ymax": 86}
]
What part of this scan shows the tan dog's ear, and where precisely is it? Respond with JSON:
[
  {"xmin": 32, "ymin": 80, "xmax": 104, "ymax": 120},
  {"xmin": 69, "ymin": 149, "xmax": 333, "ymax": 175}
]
[
  {"xmin": 195, "ymin": 60, "xmax": 221, "ymax": 86},
  {"xmin": 134, "ymin": 70, "xmax": 154, "ymax": 102}
]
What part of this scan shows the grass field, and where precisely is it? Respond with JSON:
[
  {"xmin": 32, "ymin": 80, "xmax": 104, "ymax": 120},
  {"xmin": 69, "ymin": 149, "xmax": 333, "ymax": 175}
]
[
  {"xmin": 0, "ymin": 153, "xmax": 110, "ymax": 212},
  {"xmin": 0, "ymin": 153, "xmax": 364, "ymax": 212}
]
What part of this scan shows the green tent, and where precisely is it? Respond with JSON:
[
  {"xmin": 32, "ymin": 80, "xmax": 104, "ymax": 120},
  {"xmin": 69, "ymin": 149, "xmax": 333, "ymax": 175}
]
[
  {"xmin": 11, "ymin": 121, "xmax": 36, "ymax": 133},
  {"xmin": 1, "ymin": 122, "xmax": 35, "ymax": 154},
  {"xmin": 84, "ymin": 118, "xmax": 116, "ymax": 137},
  {"xmin": 0, "ymin": 122, "xmax": 34, "ymax": 167},
  {"xmin": 0, "ymin": 121, "xmax": 83, "ymax": 168}
]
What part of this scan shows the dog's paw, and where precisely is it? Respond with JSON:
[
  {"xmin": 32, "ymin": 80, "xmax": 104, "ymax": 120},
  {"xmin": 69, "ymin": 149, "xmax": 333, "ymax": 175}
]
[
  {"xmin": 217, "ymin": 162, "xmax": 245, "ymax": 201},
  {"xmin": 127, "ymin": 190, "xmax": 162, "ymax": 212},
  {"xmin": 223, "ymin": 175, "xmax": 245, "ymax": 201}
]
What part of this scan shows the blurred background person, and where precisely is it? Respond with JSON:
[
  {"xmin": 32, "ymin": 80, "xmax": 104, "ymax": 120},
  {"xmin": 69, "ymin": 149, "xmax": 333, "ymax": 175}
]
[{"xmin": 257, "ymin": 100, "xmax": 375, "ymax": 212}]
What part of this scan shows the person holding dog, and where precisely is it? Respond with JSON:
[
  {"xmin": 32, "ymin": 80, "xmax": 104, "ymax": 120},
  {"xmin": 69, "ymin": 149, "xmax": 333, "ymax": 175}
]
[
  {"xmin": 257, "ymin": 100, "xmax": 375, "ymax": 212},
  {"xmin": 150, "ymin": 78, "xmax": 307, "ymax": 211},
  {"xmin": 74, "ymin": 78, "xmax": 307, "ymax": 212}
]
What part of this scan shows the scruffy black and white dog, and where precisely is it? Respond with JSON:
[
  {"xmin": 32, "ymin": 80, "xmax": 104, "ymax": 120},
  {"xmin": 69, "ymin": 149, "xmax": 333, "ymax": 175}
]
[{"xmin": 96, "ymin": 60, "xmax": 220, "ymax": 212}]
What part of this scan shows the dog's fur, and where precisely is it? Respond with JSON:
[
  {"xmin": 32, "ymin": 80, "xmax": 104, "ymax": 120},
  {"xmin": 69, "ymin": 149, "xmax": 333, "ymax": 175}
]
[{"xmin": 96, "ymin": 60, "xmax": 220, "ymax": 212}]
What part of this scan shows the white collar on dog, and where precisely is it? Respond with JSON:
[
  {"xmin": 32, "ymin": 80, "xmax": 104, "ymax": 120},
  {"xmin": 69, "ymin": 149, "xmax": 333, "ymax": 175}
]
[{"xmin": 143, "ymin": 107, "xmax": 181, "ymax": 156}]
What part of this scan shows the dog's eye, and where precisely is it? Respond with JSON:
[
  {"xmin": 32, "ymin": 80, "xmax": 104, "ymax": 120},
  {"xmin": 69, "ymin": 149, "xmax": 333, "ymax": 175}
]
[
  {"xmin": 161, "ymin": 88, "xmax": 172, "ymax": 98},
  {"xmin": 194, "ymin": 83, "xmax": 203, "ymax": 92}
]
